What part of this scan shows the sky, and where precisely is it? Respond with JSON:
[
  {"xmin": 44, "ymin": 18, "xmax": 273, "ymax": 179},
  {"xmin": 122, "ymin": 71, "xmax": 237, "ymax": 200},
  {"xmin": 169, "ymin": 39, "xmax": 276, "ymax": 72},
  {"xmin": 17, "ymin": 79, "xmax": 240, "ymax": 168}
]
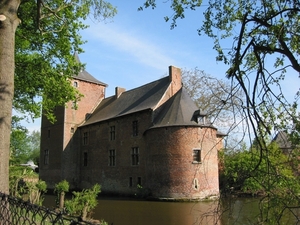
[
  {"xmin": 23, "ymin": 1, "xmax": 230, "ymax": 131},
  {"xmin": 22, "ymin": 1, "xmax": 299, "ymax": 134},
  {"xmin": 78, "ymin": 1, "xmax": 229, "ymax": 98}
]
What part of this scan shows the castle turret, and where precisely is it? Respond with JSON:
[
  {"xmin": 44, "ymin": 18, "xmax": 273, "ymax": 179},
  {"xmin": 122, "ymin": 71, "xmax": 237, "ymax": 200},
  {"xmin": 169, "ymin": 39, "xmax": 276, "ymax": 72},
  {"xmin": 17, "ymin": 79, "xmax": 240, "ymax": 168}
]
[{"xmin": 39, "ymin": 54, "xmax": 107, "ymax": 189}]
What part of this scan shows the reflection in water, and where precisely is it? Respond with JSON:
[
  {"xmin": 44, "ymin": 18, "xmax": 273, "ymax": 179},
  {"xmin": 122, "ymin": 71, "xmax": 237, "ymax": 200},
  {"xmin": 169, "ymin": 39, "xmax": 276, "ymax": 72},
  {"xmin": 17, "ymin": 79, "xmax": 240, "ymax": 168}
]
[
  {"xmin": 93, "ymin": 199, "xmax": 219, "ymax": 225},
  {"xmin": 43, "ymin": 195, "xmax": 300, "ymax": 225}
]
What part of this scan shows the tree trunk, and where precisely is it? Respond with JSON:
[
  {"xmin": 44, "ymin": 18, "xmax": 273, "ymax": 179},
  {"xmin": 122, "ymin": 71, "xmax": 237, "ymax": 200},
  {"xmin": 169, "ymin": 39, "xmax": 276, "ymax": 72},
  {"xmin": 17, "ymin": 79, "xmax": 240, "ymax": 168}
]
[
  {"xmin": 59, "ymin": 191, "xmax": 65, "ymax": 209},
  {"xmin": 81, "ymin": 203, "xmax": 88, "ymax": 221},
  {"xmin": 0, "ymin": 0, "xmax": 20, "ymax": 194}
]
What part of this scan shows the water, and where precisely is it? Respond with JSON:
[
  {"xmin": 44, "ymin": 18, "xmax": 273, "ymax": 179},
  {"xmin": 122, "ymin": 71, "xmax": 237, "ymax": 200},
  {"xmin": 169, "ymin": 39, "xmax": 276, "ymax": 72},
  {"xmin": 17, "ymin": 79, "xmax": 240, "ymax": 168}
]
[{"xmin": 43, "ymin": 195, "xmax": 300, "ymax": 225}]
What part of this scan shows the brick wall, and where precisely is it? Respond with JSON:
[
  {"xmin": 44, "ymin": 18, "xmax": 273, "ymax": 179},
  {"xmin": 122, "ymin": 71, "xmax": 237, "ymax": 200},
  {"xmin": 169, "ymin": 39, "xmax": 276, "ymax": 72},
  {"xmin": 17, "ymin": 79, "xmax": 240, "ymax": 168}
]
[
  {"xmin": 77, "ymin": 111, "xmax": 220, "ymax": 199},
  {"xmin": 78, "ymin": 110, "xmax": 152, "ymax": 195},
  {"xmin": 145, "ymin": 126, "xmax": 220, "ymax": 199},
  {"xmin": 40, "ymin": 78, "xmax": 106, "ymax": 189}
]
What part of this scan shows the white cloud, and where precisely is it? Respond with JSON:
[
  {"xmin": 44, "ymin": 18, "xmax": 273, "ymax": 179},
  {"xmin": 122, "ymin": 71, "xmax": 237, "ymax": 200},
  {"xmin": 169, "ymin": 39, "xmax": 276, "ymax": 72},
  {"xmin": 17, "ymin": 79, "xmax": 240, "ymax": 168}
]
[{"xmin": 85, "ymin": 22, "xmax": 177, "ymax": 71}]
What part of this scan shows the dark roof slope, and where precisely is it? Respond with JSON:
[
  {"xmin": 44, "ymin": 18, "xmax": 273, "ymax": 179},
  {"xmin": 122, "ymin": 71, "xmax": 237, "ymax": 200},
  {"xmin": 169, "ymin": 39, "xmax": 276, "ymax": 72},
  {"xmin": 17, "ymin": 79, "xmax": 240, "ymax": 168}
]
[
  {"xmin": 151, "ymin": 88, "xmax": 215, "ymax": 129},
  {"xmin": 73, "ymin": 53, "xmax": 107, "ymax": 86},
  {"xmin": 82, "ymin": 76, "xmax": 170, "ymax": 126}
]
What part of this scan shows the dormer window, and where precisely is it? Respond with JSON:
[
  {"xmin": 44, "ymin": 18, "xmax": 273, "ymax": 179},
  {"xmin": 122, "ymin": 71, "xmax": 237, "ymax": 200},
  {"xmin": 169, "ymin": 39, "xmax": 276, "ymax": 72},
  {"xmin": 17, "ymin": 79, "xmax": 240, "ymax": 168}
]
[{"xmin": 193, "ymin": 109, "xmax": 207, "ymax": 124}]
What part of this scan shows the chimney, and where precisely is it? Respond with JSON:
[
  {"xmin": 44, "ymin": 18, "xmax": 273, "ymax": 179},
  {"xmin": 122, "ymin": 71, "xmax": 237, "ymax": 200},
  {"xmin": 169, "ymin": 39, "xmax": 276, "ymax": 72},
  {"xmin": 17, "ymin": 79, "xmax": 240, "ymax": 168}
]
[
  {"xmin": 169, "ymin": 66, "xmax": 182, "ymax": 96},
  {"xmin": 115, "ymin": 87, "xmax": 126, "ymax": 98}
]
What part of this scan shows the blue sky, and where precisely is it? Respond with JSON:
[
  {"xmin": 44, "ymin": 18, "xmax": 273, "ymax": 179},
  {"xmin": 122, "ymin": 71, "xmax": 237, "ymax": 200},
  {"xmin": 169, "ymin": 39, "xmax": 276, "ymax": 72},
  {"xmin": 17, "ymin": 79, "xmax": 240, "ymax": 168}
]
[
  {"xmin": 78, "ymin": 1, "xmax": 229, "ymax": 97},
  {"xmin": 23, "ymin": 1, "xmax": 231, "ymax": 131},
  {"xmin": 22, "ymin": 1, "xmax": 298, "ymax": 133}
]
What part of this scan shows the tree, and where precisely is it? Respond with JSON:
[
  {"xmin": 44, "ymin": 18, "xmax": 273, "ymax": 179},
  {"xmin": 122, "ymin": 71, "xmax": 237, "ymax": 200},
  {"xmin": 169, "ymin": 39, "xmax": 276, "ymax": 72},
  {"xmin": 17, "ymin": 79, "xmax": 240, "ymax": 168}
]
[
  {"xmin": 10, "ymin": 116, "xmax": 41, "ymax": 165},
  {"xmin": 0, "ymin": 0, "xmax": 116, "ymax": 194},
  {"xmin": 140, "ymin": 4, "xmax": 300, "ymax": 143},
  {"xmin": 220, "ymin": 141, "xmax": 300, "ymax": 223},
  {"xmin": 65, "ymin": 184, "xmax": 101, "ymax": 221},
  {"xmin": 140, "ymin": 0, "xmax": 300, "ymax": 150},
  {"xmin": 54, "ymin": 180, "xmax": 70, "ymax": 209},
  {"xmin": 140, "ymin": 1, "xmax": 300, "ymax": 222},
  {"xmin": 182, "ymin": 68, "xmax": 246, "ymax": 147}
]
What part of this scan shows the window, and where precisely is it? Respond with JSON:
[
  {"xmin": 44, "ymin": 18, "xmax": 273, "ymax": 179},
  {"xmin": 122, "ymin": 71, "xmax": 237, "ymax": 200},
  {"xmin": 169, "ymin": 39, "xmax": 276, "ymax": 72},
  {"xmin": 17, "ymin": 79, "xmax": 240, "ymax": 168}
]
[
  {"xmin": 193, "ymin": 178, "xmax": 199, "ymax": 190},
  {"xmin": 129, "ymin": 177, "xmax": 133, "ymax": 187},
  {"xmin": 110, "ymin": 126, "xmax": 115, "ymax": 140},
  {"xmin": 83, "ymin": 152, "xmax": 88, "ymax": 166},
  {"xmin": 73, "ymin": 81, "xmax": 78, "ymax": 87},
  {"xmin": 131, "ymin": 147, "xmax": 139, "ymax": 166},
  {"xmin": 193, "ymin": 149, "xmax": 201, "ymax": 163},
  {"xmin": 47, "ymin": 129, "xmax": 50, "ymax": 138},
  {"xmin": 71, "ymin": 127, "xmax": 75, "ymax": 133},
  {"xmin": 109, "ymin": 149, "xmax": 116, "ymax": 166},
  {"xmin": 137, "ymin": 177, "xmax": 142, "ymax": 186},
  {"xmin": 83, "ymin": 132, "xmax": 89, "ymax": 145},
  {"xmin": 132, "ymin": 120, "xmax": 138, "ymax": 136},
  {"xmin": 44, "ymin": 149, "xmax": 49, "ymax": 165}
]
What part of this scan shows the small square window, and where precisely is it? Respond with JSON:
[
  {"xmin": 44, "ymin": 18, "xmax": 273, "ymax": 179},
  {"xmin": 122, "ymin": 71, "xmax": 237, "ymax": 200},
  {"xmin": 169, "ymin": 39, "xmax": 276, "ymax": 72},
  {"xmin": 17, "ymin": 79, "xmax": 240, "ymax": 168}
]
[{"xmin": 193, "ymin": 149, "xmax": 201, "ymax": 163}]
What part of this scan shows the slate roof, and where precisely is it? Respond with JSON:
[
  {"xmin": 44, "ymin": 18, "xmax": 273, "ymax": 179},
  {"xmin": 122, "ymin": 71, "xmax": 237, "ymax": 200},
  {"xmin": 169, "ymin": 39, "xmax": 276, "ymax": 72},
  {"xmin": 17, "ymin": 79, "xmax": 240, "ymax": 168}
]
[
  {"xmin": 82, "ymin": 76, "xmax": 170, "ymax": 126},
  {"xmin": 151, "ymin": 88, "xmax": 215, "ymax": 128},
  {"xmin": 82, "ymin": 74, "xmax": 217, "ymax": 131},
  {"xmin": 73, "ymin": 53, "xmax": 107, "ymax": 86}
]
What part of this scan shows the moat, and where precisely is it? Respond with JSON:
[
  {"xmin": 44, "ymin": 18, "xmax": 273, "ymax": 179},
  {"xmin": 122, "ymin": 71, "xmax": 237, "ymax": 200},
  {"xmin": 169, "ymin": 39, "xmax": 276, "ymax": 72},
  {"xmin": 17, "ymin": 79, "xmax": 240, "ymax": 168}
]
[{"xmin": 43, "ymin": 195, "xmax": 300, "ymax": 225}]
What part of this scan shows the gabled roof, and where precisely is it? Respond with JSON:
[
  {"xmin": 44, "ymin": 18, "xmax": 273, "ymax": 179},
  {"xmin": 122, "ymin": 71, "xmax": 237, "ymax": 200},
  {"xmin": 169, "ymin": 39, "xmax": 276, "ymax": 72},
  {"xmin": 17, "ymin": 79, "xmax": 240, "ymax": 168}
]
[
  {"xmin": 73, "ymin": 53, "xmax": 107, "ymax": 86},
  {"xmin": 82, "ymin": 76, "xmax": 170, "ymax": 126},
  {"xmin": 151, "ymin": 88, "xmax": 216, "ymax": 129},
  {"xmin": 273, "ymin": 131, "xmax": 293, "ymax": 149}
]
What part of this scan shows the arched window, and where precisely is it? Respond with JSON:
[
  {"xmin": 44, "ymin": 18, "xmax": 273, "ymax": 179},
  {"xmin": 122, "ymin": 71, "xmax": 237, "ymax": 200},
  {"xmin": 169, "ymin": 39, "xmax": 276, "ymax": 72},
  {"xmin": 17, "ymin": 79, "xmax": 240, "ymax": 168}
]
[{"xmin": 73, "ymin": 81, "xmax": 78, "ymax": 87}]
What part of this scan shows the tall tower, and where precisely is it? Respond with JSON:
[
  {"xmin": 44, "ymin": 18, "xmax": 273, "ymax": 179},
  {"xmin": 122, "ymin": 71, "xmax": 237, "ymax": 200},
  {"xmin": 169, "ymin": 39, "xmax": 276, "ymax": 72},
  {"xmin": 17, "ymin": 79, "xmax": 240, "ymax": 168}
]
[{"xmin": 39, "ymin": 54, "xmax": 107, "ymax": 189}]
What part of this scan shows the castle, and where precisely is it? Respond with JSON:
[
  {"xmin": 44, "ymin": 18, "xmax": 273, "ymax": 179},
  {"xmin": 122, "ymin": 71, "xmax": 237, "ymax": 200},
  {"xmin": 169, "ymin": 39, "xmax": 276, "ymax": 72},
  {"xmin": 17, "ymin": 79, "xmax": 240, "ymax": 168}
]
[{"xmin": 39, "ymin": 56, "xmax": 225, "ymax": 200}]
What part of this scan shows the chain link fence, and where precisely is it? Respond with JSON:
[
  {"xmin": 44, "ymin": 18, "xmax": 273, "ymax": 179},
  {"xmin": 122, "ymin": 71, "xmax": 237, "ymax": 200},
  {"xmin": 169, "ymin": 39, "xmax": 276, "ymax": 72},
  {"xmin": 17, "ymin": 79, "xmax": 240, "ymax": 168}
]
[{"xmin": 0, "ymin": 192, "xmax": 102, "ymax": 225}]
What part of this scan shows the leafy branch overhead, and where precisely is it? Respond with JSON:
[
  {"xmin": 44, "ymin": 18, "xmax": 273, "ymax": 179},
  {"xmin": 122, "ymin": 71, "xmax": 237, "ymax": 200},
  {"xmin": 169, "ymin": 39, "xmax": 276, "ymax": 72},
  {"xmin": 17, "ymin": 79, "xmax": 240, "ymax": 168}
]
[
  {"xmin": 141, "ymin": 0, "xmax": 300, "ymax": 144},
  {"xmin": 14, "ymin": 0, "xmax": 117, "ymax": 121}
]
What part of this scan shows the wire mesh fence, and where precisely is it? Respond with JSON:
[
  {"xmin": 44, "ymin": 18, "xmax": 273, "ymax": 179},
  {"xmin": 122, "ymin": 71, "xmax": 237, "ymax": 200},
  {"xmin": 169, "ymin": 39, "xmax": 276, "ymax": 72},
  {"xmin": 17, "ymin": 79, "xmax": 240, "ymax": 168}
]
[{"xmin": 0, "ymin": 192, "xmax": 101, "ymax": 225}]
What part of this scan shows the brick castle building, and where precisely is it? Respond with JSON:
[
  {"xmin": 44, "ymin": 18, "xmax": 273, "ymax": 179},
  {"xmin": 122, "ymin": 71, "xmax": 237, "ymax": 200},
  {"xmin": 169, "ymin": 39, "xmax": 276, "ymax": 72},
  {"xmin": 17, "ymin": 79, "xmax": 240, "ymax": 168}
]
[{"xmin": 40, "ymin": 56, "xmax": 225, "ymax": 200}]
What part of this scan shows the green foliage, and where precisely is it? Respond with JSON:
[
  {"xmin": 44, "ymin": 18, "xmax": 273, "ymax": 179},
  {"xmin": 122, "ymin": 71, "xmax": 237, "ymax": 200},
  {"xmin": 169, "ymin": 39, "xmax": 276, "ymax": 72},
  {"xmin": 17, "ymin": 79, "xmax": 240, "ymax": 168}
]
[
  {"xmin": 27, "ymin": 180, "xmax": 47, "ymax": 205},
  {"xmin": 14, "ymin": 0, "xmax": 117, "ymax": 122},
  {"xmin": 55, "ymin": 180, "xmax": 70, "ymax": 193},
  {"xmin": 221, "ymin": 141, "xmax": 300, "ymax": 223},
  {"xmin": 65, "ymin": 184, "xmax": 101, "ymax": 220},
  {"xmin": 10, "ymin": 116, "xmax": 41, "ymax": 165},
  {"xmin": 139, "ymin": 0, "xmax": 202, "ymax": 29},
  {"xmin": 54, "ymin": 180, "xmax": 70, "ymax": 209},
  {"xmin": 9, "ymin": 165, "xmax": 46, "ymax": 205},
  {"xmin": 9, "ymin": 166, "xmax": 38, "ymax": 198},
  {"xmin": 221, "ymin": 142, "xmax": 299, "ymax": 195}
]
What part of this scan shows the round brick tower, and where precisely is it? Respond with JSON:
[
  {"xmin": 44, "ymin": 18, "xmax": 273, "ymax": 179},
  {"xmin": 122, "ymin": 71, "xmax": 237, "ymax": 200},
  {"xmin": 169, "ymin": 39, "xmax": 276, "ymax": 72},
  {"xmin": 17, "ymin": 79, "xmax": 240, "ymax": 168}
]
[{"xmin": 145, "ymin": 88, "xmax": 221, "ymax": 200}]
